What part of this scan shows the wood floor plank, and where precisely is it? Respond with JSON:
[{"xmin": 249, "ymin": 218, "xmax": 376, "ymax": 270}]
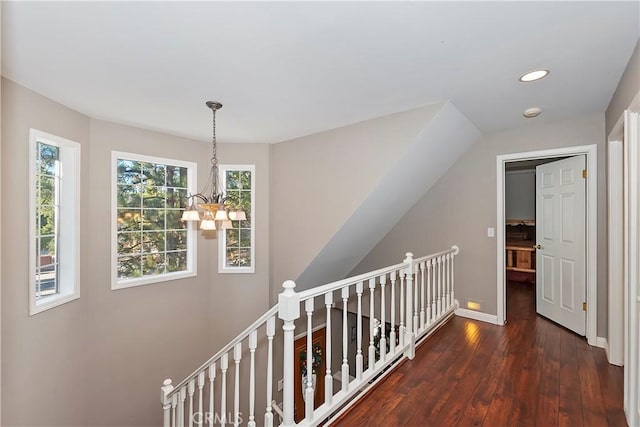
[{"xmin": 333, "ymin": 281, "xmax": 626, "ymax": 427}]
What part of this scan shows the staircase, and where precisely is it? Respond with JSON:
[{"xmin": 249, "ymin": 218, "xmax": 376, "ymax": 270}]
[{"xmin": 160, "ymin": 246, "xmax": 459, "ymax": 426}]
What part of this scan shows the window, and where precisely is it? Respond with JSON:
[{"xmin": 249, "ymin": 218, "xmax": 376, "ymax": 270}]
[
  {"xmin": 29, "ymin": 129, "xmax": 81, "ymax": 315},
  {"xmin": 219, "ymin": 165, "xmax": 255, "ymax": 273},
  {"xmin": 112, "ymin": 151, "xmax": 197, "ymax": 289}
]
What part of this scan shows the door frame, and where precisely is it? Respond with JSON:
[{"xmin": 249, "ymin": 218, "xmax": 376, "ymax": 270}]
[{"xmin": 496, "ymin": 144, "xmax": 598, "ymax": 346}]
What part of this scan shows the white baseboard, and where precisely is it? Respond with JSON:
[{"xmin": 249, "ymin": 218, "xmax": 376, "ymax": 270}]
[
  {"xmin": 454, "ymin": 307, "xmax": 499, "ymax": 325},
  {"xmin": 595, "ymin": 336, "xmax": 608, "ymax": 350}
]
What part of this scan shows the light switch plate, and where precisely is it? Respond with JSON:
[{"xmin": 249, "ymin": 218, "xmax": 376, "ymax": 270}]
[{"xmin": 487, "ymin": 227, "xmax": 495, "ymax": 237}]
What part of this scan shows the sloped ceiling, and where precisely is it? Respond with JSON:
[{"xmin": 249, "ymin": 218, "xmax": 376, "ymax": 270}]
[
  {"xmin": 2, "ymin": 1, "xmax": 639, "ymax": 143},
  {"xmin": 295, "ymin": 103, "xmax": 480, "ymax": 289}
]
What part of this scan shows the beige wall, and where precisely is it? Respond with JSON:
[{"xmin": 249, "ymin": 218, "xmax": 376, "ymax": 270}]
[
  {"xmin": 1, "ymin": 79, "xmax": 272, "ymax": 426},
  {"xmin": 270, "ymin": 105, "xmax": 441, "ymax": 300},
  {"xmin": 353, "ymin": 113, "xmax": 609, "ymax": 336},
  {"xmin": 606, "ymin": 39, "xmax": 640, "ymax": 135},
  {"xmin": 2, "ymin": 78, "xmax": 91, "ymax": 425},
  {"xmin": 85, "ymin": 120, "xmax": 212, "ymax": 426}
]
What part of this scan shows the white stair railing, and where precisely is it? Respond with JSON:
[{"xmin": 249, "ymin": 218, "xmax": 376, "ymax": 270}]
[{"xmin": 161, "ymin": 246, "xmax": 459, "ymax": 427}]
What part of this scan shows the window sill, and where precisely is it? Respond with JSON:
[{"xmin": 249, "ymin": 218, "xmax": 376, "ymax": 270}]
[
  {"xmin": 112, "ymin": 270, "xmax": 197, "ymax": 290},
  {"xmin": 218, "ymin": 267, "xmax": 255, "ymax": 274},
  {"xmin": 30, "ymin": 292, "xmax": 80, "ymax": 316}
]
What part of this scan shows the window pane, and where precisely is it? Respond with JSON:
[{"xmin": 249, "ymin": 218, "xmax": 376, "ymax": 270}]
[
  {"xmin": 226, "ymin": 170, "xmax": 239, "ymax": 190},
  {"xmin": 142, "ymin": 231, "xmax": 165, "ymax": 253},
  {"xmin": 39, "ymin": 205, "xmax": 56, "ymax": 236},
  {"xmin": 142, "ymin": 209, "xmax": 165, "ymax": 230},
  {"xmin": 240, "ymin": 229, "xmax": 251, "ymax": 247},
  {"xmin": 239, "ymin": 171, "xmax": 251, "ymax": 190},
  {"xmin": 117, "ymin": 209, "xmax": 142, "ymax": 232},
  {"xmin": 166, "ymin": 188, "xmax": 187, "ymax": 209},
  {"xmin": 39, "ymin": 235, "xmax": 56, "ymax": 259},
  {"xmin": 166, "ymin": 251, "xmax": 187, "ymax": 272},
  {"xmin": 226, "ymin": 248, "xmax": 239, "ymax": 266},
  {"xmin": 237, "ymin": 249, "xmax": 251, "ymax": 267},
  {"xmin": 117, "ymin": 160, "xmax": 142, "ymax": 184},
  {"xmin": 142, "ymin": 253, "xmax": 165, "ymax": 276},
  {"xmin": 141, "ymin": 162, "xmax": 166, "ymax": 186},
  {"xmin": 118, "ymin": 255, "xmax": 142, "ymax": 279},
  {"xmin": 39, "ymin": 176, "xmax": 56, "ymax": 205},
  {"xmin": 118, "ymin": 232, "xmax": 142, "ymax": 255},
  {"xmin": 226, "ymin": 229, "xmax": 239, "ymax": 247},
  {"xmin": 142, "ymin": 184, "xmax": 166, "ymax": 208},
  {"xmin": 167, "ymin": 166, "xmax": 188, "ymax": 188},
  {"xmin": 117, "ymin": 184, "xmax": 142, "ymax": 208},
  {"xmin": 166, "ymin": 231, "xmax": 187, "ymax": 251},
  {"xmin": 166, "ymin": 210, "xmax": 185, "ymax": 230}
]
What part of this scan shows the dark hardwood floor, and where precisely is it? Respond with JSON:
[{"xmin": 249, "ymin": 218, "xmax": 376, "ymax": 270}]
[{"xmin": 333, "ymin": 281, "xmax": 626, "ymax": 427}]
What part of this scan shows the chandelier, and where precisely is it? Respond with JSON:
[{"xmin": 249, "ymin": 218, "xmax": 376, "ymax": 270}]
[{"xmin": 181, "ymin": 101, "xmax": 246, "ymax": 230}]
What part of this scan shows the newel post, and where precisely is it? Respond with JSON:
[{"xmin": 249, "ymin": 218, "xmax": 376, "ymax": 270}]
[
  {"xmin": 161, "ymin": 379, "xmax": 174, "ymax": 427},
  {"xmin": 403, "ymin": 252, "xmax": 416, "ymax": 359},
  {"xmin": 278, "ymin": 280, "xmax": 300, "ymax": 427}
]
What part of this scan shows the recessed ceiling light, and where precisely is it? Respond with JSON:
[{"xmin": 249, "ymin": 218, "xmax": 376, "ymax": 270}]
[
  {"xmin": 523, "ymin": 107, "xmax": 542, "ymax": 118},
  {"xmin": 519, "ymin": 69, "xmax": 549, "ymax": 82}
]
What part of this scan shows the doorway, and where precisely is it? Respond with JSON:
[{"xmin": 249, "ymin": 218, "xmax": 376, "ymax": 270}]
[{"xmin": 496, "ymin": 145, "xmax": 598, "ymax": 345}]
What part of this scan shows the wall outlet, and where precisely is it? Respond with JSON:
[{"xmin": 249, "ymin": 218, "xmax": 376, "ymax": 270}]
[
  {"xmin": 277, "ymin": 379, "xmax": 284, "ymax": 392},
  {"xmin": 487, "ymin": 227, "xmax": 495, "ymax": 237}
]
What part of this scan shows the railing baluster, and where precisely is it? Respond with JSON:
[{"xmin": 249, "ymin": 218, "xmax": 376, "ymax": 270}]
[
  {"xmin": 208, "ymin": 364, "xmax": 216, "ymax": 427},
  {"xmin": 341, "ymin": 285, "xmax": 350, "ymax": 391},
  {"xmin": 304, "ymin": 298, "xmax": 315, "ymax": 422},
  {"xmin": 451, "ymin": 248, "xmax": 457, "ymax": 306},
  {"xmin": 446, "ymin": 254, "xmax": 451, "ymax": 309},
  {"xmin": 197, "ymin": 373, "xmax": 205, "ymax": 426},
  {"xmin": 172, "ymin": 394, "xmax": 178, "ymax": 427},
  {"xmin": 399, "ymin": 271, "xmax": 405, "ymax": 348},
  {"xmin": 379, "ymin": 275, "xmax": 387, "ymax": 362},
  {"xmin": 179, "ymin": 387, "xmax": 187, "ymax": 427},
  {"xmin": 426, "ymin": 259, "xmax": 432, "ymax": 325},
  {"xmin": 437, "ymin": 256, "xmax": 443, "ymax": 317},
  {"xmin": 324, "ymin": 292, "xmax": 333, "ymax": 405},
  {"xmin": 419, "ymin": 262, "xmax": 426, "ymax": 331},
  {"xmin": 220, "ymin": 354, "xmax": 228, "ymax": 427},
  {"xmin": 390, "ymin": 271, "xmax": 397, "ymax": 354},
  {"xmin": 188, "ymin": 379, "xmax": 195, "ymax": 427},
  {"xmin": 356, "ymin": 281, "xmax": 364, "ymax": 380},
  {"xmin": 233, "ymin": 343, "xmax": 242, "ymax": 427},
  {"xmin": 368, "ymin": 278, "xmax": 376, "ymax": 371},
  {"xmin": 413, "ymin": 261, "xmax": 419, "ymax": 335},
  {"xmin": 248, "ymin": 331, "xmax": 257, "ymax": 427},
  {"xmin": 264, "ymin": 317, "xmax": 275, "ymax": 427}
]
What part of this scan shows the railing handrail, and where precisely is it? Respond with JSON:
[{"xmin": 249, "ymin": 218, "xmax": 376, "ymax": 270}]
[
  {"xmin": 297, "ymin": 261, "xmax": 407, "ymax": 302},
  {"xmin": 166, "ymin": 305, "xmax": 279, "ymax": 397},
  {"xmin": 413, "ymin": 245, "xmax": 459, "ymax": 264}
]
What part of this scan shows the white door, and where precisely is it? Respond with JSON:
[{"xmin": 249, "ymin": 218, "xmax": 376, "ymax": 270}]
[{"xmin": 535, "ymin": 155, "xmax": 586, "ymax": 335}]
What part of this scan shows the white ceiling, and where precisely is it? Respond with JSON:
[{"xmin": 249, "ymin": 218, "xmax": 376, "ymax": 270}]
[{"xmin": 2, "ymin": 1, "xmax": 639, "ymax": 144}]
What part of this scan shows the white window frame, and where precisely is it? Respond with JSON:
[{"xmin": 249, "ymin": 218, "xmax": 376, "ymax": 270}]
[
  {"xmin": 111, "ymin": 151, "xmax": 197, "ymax": 290},
  {"xmin": 29, "ymin": 129, "xmax": 81, "ymax": 315},
  {"xmin": 218, "ymin": 164, "xmax": 256, "ymax": 274}
]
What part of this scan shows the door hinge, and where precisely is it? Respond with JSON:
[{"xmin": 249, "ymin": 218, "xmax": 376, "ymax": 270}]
[
  {"xmin": 583, "ymin": 302, "xmax": 587, "ymax": 311},
  {"xmin": 582, "ymin": 169, "xmax": 587, "ymax": 179}
]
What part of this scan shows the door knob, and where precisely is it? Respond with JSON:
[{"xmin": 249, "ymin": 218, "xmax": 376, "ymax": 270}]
[{"xmin": 533, "ymin": 244, "xmax": 542, "ymax": 250}]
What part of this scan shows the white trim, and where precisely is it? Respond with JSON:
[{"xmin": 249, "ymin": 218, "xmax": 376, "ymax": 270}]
[
  {"xmin": 29, "ymin": 129, "xmax": 81, "ymax": 315},
  {"xmin": 608, "ymin": 124, "xmax": 625, "ymax": 366},
  {"xmin": 595, "ymin": 336, "xmax": 608, "ymax": 350},
  {"xmin": 454, "ymin": 307, "xmax": 500, "ymax": 325},
  {"xmin": 623, "ymin": 107, "xmax": 640, "ymax": 427},
  {"xmin": 218, "ymin": 164, "xmax": 256, "ymax": 274},
  {"xmin": 496, "ymin": 145, "xmax": 598, "ymax": 346},
  {"xmin": 111, "ymin": 151, "xmax": 198, "ymax": 290}
]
